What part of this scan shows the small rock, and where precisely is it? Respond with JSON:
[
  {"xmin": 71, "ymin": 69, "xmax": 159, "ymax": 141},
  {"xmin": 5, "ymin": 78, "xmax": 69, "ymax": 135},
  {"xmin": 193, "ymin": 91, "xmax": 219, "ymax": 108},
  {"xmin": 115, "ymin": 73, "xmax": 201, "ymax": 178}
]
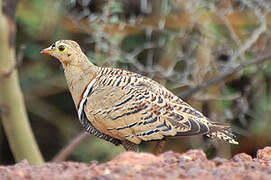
[
  {"xmin": 233, "ymin": 153, "xmax": 252, "ymax": 162},
  {"xmin": 257, "ymin": 147, "xmax": 271, "ymax": 161},
  {"xmin": 213, "ymin": 157, "xmax": 227, "ymax": 166},
  {"xmin": 109, "ymin": 151, "xmax": 162, "ymax": 166},
  {"xmin": 182, "ymin": 149, "xmax": 207, "ymax": 161}
]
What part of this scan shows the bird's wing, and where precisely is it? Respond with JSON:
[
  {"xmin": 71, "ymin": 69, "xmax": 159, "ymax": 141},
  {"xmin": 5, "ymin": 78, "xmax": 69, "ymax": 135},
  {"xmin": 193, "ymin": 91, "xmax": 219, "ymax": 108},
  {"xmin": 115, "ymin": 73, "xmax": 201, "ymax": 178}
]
[{"xmin": 84, "ymin": 69, "xmax": 228, "ymax": 144}]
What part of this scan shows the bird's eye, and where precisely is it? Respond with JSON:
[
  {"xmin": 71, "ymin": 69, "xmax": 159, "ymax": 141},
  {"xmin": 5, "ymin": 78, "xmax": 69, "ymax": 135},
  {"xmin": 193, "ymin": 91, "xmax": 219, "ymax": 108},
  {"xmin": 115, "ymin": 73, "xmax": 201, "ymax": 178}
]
[{"xmin": 58, "ymin": 45, "xmax": 65, "ymax": 52}]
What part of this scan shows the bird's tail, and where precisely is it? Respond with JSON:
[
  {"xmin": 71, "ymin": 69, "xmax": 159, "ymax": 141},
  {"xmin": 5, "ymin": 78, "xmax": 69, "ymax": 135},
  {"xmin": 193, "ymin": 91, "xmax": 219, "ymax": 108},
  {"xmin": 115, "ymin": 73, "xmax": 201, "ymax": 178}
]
[{"xmin": 206, "ymin": 130, "xmax": 238, "ymax": 144}]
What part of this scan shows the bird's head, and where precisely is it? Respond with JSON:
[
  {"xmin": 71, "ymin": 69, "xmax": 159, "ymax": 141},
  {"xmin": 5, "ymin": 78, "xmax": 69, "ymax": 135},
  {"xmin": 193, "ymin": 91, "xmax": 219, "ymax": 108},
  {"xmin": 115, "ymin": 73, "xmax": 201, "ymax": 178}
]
[{"xmin": 41, "ymin": 40, "xmax": 83, "ymax": 65}]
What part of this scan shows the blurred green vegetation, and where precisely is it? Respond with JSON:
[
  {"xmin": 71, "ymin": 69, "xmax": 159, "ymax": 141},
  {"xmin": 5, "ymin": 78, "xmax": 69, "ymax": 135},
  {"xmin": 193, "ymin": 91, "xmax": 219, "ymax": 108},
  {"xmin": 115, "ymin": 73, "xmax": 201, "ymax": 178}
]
[{"xmin": 1, "ymin": 0, "xmax": 271, "ymax": 164}]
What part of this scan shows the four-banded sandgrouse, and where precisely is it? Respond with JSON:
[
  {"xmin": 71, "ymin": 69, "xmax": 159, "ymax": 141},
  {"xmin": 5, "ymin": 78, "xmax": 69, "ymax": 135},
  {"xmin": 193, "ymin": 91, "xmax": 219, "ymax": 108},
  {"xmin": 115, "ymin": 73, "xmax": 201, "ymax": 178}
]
[{"xmin": 41, "ymin": 40, "xmax": 238, "ymax": 152}]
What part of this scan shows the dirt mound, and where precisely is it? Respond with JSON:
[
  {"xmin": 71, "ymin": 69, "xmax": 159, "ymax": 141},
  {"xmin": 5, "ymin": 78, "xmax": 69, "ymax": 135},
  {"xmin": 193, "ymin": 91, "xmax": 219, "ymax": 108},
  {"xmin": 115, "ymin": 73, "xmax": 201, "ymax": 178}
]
[{"xmin": 1, "ymin": 147, "xmax": 271, "ymax": 180}]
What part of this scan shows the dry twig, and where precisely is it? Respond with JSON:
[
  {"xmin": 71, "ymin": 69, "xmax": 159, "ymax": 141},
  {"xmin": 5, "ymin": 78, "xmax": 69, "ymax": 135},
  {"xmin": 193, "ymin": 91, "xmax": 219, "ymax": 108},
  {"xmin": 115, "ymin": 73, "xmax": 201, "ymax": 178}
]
[
  {"xmin": 179, "ymin": 51, "xmax": 271, "ymax": 99},
  {"xmin": 52, "ymin": 132, "xmax": 89, "ymax": 162}
]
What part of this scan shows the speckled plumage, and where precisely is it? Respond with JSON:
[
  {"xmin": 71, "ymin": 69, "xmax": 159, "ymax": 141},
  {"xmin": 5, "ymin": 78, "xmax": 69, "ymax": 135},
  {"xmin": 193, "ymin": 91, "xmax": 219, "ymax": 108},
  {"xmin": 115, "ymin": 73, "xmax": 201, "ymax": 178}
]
[{"xmin": 41, "ymin": 40, "xmax": 238, "ymax": 152}]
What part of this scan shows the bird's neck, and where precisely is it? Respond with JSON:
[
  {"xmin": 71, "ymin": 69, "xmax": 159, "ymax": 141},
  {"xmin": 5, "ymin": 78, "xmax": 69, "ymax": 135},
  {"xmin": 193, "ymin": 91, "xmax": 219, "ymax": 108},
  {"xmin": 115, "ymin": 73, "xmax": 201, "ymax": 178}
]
[{"xmin": 63, "ymin": 56, "xmax": 98, "ymax": 109}]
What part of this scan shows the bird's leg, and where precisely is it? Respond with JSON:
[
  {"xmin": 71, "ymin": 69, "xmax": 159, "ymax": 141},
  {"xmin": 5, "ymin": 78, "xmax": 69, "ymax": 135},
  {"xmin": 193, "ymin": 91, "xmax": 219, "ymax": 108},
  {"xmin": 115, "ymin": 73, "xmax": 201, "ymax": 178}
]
[
  {"xmin": 121, "ymin": 140, "xmax": 139, "ymax": 152},
  {"xmin": 153, "ymin": 140, "xmax": 166, "ymax": 155}
]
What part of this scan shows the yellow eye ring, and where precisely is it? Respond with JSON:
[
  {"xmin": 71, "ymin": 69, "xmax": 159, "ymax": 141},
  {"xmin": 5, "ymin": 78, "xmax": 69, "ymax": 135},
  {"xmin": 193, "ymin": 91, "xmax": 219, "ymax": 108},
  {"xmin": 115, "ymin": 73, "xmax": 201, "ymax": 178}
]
[{"xmin": 58, "ymin": 45, "xmax": 65, "ymax": 52}]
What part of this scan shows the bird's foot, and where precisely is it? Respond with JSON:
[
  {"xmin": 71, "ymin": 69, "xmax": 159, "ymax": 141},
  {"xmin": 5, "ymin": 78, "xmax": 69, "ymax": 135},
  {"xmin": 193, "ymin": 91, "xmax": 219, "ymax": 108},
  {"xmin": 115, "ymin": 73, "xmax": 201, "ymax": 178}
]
[
  {"xmin": 153, "ymin": 140, "xmax": 166, "ymax": 155},
  {"xmin": 122, "ymin": 140, "xmax": 138, "ymax": 152}
]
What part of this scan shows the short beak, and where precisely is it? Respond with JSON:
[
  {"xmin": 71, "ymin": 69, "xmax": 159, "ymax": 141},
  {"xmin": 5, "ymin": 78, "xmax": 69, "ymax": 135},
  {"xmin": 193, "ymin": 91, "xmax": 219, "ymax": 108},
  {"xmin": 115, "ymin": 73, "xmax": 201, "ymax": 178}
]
[{"xmin": 40, "ymin": 47, "xmax": 52, "ymax": 54}]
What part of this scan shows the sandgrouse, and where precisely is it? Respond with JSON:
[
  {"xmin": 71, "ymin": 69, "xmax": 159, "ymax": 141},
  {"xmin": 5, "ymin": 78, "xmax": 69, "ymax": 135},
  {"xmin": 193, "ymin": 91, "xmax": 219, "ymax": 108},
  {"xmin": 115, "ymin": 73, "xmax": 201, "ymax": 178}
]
[{"xmin": 41, "ymin": 40, "xmax": 238, "ymax": 152}]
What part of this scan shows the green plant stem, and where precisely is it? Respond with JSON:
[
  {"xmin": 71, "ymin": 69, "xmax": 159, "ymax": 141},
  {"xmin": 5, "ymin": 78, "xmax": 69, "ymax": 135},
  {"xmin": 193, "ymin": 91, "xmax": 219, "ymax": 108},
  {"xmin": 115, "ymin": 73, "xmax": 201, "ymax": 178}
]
[
  {"xmin": 0, "ymin": 0, "xmax": 2, "ymax": 15},
  {"xmin": 0, "ymin": 7, "xmax": 44, "ymax": 164}
]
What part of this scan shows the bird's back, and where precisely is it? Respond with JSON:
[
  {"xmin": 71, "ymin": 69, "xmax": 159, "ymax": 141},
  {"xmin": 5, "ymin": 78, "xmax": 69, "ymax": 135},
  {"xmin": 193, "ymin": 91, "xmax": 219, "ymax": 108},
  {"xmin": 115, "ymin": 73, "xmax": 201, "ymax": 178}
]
[{"xmin": 83, "ymin": 67, "xmax": 238, "ymax": 145}]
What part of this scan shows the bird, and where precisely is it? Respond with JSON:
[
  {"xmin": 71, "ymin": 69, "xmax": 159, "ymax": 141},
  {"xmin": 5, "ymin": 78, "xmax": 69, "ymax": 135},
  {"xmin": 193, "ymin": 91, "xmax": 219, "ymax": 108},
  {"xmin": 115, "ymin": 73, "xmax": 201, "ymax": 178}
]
[{"xmin": 41, "ymin": 40, "xmax": 238, "ymax": 152}]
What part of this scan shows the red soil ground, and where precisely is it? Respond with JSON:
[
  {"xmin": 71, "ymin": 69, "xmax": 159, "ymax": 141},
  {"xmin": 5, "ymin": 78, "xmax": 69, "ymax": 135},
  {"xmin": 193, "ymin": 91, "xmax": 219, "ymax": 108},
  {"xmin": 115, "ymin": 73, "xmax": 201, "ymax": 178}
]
[{"xmin": 1, "ymin": 147, "xmax": 271, "ymax": 180}]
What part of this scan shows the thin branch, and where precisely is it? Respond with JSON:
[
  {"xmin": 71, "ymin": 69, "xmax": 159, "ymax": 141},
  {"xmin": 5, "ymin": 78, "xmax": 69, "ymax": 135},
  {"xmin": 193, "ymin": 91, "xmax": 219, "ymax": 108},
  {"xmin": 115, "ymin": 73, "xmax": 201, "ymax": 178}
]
[
  {"xmin": 178, "ymin": 0, "xmax": 268, "ymax": 100},
  {"xmin": 192, "ymin": 93, "xmax": 241, "ymax": 101},
  {"xmin": 229, "ymin": 0, "xmax": 266, "ymax": 64},
  {"xmin": 52, "ymin": 132, "xmax": 89, "ymax": 162},
  {"xmin": 179, "ymin": 51, "xmax": 271, "ymax": 99},
  {"xmin": 216, "ymin": 12, "xmax": 245, "ymax": 61}
]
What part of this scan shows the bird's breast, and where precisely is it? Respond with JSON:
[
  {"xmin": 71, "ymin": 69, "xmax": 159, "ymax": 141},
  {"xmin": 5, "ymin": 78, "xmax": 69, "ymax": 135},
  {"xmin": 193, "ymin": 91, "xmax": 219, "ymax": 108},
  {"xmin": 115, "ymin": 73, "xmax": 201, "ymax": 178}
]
[{"xmin": 64, "ymin": 68, "xmax": 97, "ymax": 109}]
